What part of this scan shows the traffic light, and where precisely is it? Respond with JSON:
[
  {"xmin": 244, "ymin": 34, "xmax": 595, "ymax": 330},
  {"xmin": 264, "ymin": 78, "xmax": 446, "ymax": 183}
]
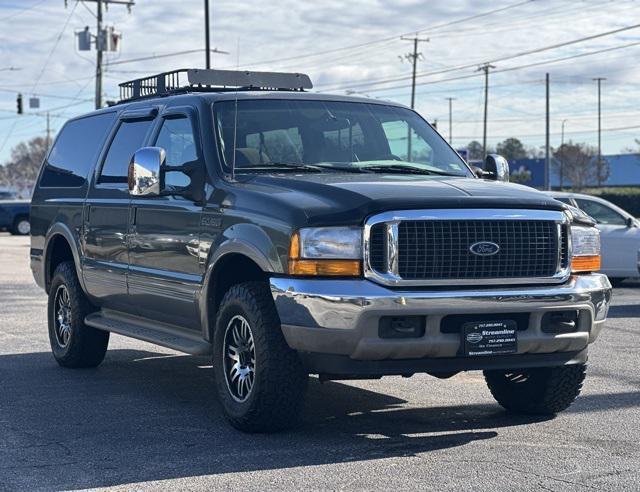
[{"xmin": 16, "ymin": 93, "xmax": 23, "ymax": 115}]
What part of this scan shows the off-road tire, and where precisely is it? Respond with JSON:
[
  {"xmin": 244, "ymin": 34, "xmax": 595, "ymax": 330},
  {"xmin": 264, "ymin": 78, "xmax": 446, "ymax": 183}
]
[
  {"xmin": 484, "ymin": 364, "xmax": 586, "ymax": 415},
  {"xmin": 212, "ymin": 281, "xmax": 308, "ymax": 433},
  {"xmin": 11, "ymin": 215, "xmax": 30, "ymax": 235},
  {"xmin": 48, "ymin": 261, "xmax": 109, "ymax": 368}
]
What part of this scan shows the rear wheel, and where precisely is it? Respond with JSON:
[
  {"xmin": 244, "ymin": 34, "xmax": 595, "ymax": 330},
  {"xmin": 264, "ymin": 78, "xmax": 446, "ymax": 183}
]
[
  {"xmin": 484, "ymin": 364, "xmax": 586, "ymax": 415},
  {"xmin": 212, "ymin": 281, "xmax": 308, "ymax": 433},
  {"xmin": 11, "ymin": 215, "xmax": 30, "ymax": 235},
  {"xmin": 48, "ymin": 262, "xmax": 109, "ymax": 368}
]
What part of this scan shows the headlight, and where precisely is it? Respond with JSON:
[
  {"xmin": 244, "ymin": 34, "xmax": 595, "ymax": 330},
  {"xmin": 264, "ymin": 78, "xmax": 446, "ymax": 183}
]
[
  {"xmin": 289, "ymin": 227, "xmax": 362, "ymax": 276},
  {"xmin": 571, "ymin": 225, "xmax": 601, "ymax": 272}
]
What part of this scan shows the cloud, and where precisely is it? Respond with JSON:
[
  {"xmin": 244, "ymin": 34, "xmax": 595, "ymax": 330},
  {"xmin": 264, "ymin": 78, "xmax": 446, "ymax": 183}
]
[{"xmin": 0, "ymin": 0, "xmax": 638, "ymax": 162}]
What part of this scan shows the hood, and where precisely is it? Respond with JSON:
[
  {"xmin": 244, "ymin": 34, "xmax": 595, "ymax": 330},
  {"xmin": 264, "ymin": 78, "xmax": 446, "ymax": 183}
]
[{"xmin": 227, "ymin": 173, "xmax": 566, "ymax": 227}]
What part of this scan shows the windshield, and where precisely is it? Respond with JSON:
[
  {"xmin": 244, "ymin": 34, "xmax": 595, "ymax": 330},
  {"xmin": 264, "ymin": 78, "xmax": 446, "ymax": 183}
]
[{"xmin": 214, "ymin": 99, "xmax": 472, "ymax": 177}]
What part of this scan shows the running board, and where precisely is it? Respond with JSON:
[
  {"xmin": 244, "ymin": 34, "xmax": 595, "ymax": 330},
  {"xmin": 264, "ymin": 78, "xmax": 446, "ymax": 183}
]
[{"xmin": 85, "ymin": 310, "xmax": 212, "ymax": 355}]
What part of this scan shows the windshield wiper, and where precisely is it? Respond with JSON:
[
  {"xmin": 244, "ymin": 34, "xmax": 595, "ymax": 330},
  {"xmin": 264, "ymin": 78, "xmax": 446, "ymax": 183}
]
[
  {"xmin": 360, "ymin": 164, "xmax": 463, "ymax": 176},
  {"xmin": 236, "ymin": 162, "xmax": 323, "ymax": 173}
]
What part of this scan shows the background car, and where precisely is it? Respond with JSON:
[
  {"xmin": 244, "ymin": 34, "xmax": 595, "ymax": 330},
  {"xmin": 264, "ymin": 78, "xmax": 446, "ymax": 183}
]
[
  {"xmin": 549, "ymin": 191, "xmax": 639, "ymax": 285},
  {"xmin": 0, "ymin": 199, "xmax": 30, "ymax": 235}
]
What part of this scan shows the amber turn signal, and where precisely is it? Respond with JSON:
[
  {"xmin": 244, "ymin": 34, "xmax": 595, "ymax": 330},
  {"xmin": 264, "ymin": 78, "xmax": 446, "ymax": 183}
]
[
  {"xmin": 288, "ymin": 259, "xmax": 362, "ymax": 276},
  {"xmin": 572, "ymin": 255, "xmax": 601, "ymax": 272}
]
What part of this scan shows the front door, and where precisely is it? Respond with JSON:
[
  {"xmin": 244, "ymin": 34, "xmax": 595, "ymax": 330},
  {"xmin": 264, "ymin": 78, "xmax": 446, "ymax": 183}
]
[
  {"xmin": 83, "ymin": 112, "xmax": 156, "ymax": 312},
  {"xmin": 128, "ymin": 108, "xmax": 204, "ymax": 330}
]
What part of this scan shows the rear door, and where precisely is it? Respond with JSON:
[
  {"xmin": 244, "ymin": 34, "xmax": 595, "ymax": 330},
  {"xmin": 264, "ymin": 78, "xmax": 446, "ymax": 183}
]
[
  {"xmin": 127, "ymin": 106, "xmax": 204, "ymax": 330},
  {"xmin": 83, "ymin": 109, "xmax": 156, "ymax": 311},
  {"xmin": 574, "ymin": 197, "xmax": 640, "ymax": 277}
]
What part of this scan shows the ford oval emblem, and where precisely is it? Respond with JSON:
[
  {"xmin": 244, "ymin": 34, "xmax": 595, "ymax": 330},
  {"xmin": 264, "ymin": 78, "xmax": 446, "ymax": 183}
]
[{"xmin": 469, "ymin": 241, "xmax": 500, "ymax": 256}]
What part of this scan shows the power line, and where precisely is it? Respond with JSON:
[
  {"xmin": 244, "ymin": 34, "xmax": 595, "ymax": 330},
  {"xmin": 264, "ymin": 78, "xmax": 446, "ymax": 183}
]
[
  {"xmin": 220, "ymin": 0, "xmax": 534, "ymax": 70},
  {"xmin": 31, "ymin": 1, "xmax": 79, "ymax": 94},
  {"xmin": 104, "ymin": 48, "xmax": 228, "ymax": 66},
  {"xmin": 0, "ymin": 0, "xmax": 48, "ymax": 22},
  {"xmin": 343, "ymin": 40, "xmax": 640, "ymax": 95},
  {"xmin": 318, "ymin": 23, "xmax": 640, "ymax": 92}
]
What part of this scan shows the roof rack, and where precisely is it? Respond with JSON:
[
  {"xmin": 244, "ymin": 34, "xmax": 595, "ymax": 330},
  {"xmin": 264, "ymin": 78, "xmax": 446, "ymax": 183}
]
[{"xmin": 118, "ymin": 68, "xmax": 313, "ymax": 103}]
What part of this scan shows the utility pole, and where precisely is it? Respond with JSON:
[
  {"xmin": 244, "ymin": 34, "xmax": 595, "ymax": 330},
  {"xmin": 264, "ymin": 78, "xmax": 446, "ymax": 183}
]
[
  {"xmin": 400, "ymin": 35, "xmax": 429, "ymax": 109},
  {"xmin": 400, "ymin": 35, "xmax": 428, "ymax": 160},
  {"xmin": 560, "ymin": 119, "xmax": 567, "ymax": 189},
  {"xmin": 477, "ymin": 63, "xmax": 495, "ymax": 159},
  {"xmin": 46, "ymin": 112, "xmax": 51, "ymax": 151},
  {"xmin": 445, "ymin": 97, "xmax": 455, "ymax": 144},
  {"xmin": 593, "ymin": 77, "xmax": 606, "ymax": 186},
  {"xmin": 96, "ymin": 0, "xmax": 103, "ymax": 110},
  {"xmin": 545, "ymin": 72, "xmax": 550, "ymax": 191},
  {"xmin": 70, "ymin": 0, "xmax": 135, "ymax": 109},
  {"xmin": 204, "ymin": 0, "xmax": 211, "ymax": 69}
]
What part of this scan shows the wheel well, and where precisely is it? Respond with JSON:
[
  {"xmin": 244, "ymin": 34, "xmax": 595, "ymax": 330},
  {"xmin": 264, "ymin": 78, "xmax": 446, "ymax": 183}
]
[
  {"xmin": 46, "ymin": 235, "xmax": 74, "ymax": 291},
  {"xmin": 208, "ymin": 253, "xmax": 267, "ymax": 336}
]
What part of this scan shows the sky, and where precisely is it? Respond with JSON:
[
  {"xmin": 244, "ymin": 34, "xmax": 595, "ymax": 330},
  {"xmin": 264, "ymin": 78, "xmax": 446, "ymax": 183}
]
[{"xmin": 0, "ymin": 0, "xmax": 639, "ymax": 164}]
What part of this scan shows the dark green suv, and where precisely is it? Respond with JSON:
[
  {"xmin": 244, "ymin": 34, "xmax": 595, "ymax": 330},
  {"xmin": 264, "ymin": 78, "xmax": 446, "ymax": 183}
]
[{"xmin": 30, "ymin": 69, "xmax": 611, "ymax": 432}]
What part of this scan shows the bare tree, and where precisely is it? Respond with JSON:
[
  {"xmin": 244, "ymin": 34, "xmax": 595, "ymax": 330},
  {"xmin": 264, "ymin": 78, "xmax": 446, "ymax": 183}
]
[
  {"xmin": 0, "ymin": 136, "xmax": 47, "ymax": 198},
  {"xmin": 552, "ymin": 141, "xmax": 598, "ymax": 191}
]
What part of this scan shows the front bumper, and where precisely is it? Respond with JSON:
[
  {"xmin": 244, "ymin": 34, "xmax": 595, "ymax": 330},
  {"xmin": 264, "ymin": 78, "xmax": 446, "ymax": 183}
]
[{"xmin": 271, "ymin": 274, "xmax": 611, "ymax": 374}]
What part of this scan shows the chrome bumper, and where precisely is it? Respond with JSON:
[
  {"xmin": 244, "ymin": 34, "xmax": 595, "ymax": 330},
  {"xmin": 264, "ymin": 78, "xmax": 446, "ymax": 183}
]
[{"xmin": 270, "ymin": 274, "xmax": 611, "ymax": 362}]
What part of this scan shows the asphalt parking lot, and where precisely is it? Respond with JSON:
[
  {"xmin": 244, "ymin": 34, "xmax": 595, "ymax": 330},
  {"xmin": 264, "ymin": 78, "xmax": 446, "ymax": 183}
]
[{"xmin": 0, "ymin": 234, "xmax": 638, "ymax": 491}]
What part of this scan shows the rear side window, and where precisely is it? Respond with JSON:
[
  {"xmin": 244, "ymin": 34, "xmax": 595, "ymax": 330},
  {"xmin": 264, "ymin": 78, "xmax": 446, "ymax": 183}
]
[
  {"xmin": 99, "ymin": 119, "xmax": 153, "ymax": 184},
  {"xmin": 40, "ymin": 112, "xmax": 116, "ymax": 187}
]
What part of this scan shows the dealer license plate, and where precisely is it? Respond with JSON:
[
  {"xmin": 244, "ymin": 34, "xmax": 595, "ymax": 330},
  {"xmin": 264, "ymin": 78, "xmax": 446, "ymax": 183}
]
[{"xmin": 462, "ymin": 320, "xmax": 517, "ymax": 356}]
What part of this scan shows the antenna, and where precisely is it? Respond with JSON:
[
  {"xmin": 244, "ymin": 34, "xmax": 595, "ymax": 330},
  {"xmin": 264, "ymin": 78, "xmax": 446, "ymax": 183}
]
[{"xmin": 231, "ymin": 38, "xmax": 240, "ymax": 182}]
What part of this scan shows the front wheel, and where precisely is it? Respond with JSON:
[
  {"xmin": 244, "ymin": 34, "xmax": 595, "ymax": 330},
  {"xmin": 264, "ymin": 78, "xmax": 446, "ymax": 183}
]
[
  {"xmin": 484, "ymin": 364, "xmax": 586, "ymax": 415},
  {"xmin": 212, "ymin": 281, "xmax": 308, "ymax": 433}
]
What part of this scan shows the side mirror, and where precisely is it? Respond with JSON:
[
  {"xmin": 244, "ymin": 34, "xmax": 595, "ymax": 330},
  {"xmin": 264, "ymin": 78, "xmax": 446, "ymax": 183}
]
[
  {"xmin": 484, "ymin": 154, "xmax": 510, "ymax": 182},
  {"xmin": 626, "ymin": 217, "xmax": 636, "ymax": 228},
  {"xmin": 128, "ymin": 147, "xmax": 165, "ymax": 197}
]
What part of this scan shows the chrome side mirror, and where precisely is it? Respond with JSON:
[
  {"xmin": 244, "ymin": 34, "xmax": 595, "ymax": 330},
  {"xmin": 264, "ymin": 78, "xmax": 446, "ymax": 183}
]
[
  {"xmin": 128, "ymin": 147, "xmax": 165, "ymax": 196},
  {"xmin": 484, "ymin": 154, "xmax": 510, "ymax": 182}
]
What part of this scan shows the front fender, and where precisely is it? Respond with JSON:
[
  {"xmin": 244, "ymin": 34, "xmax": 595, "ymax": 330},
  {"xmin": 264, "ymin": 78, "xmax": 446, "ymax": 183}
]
[{"xmin": 198, "ymin": 222, "xmax": 287, "ymax": 340}]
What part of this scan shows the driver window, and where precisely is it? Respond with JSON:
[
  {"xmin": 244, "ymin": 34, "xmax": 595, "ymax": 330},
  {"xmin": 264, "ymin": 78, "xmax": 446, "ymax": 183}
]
[
  {"xmin": 574, "ymin": 198, "xmax": 627, "ymax": 226},
  {"xmin": 154, "ymin": 117, "xmax": 197, "ymax": 188}
]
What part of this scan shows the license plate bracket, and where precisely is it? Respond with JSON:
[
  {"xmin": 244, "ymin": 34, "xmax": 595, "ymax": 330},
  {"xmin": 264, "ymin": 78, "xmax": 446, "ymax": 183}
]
[{"xmin": 462, "ymin": 319, "xmax": 517, "ymax": 356}]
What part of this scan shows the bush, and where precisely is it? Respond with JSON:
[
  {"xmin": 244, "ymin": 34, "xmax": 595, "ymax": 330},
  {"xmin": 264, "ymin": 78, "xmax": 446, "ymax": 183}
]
[{"xmin": 581, "ymin": 187, "xmax": 640, "ymax": 217}]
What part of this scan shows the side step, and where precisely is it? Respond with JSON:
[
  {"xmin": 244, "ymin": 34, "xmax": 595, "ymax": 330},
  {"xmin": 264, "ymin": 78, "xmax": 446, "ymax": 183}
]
[{"xmin": 85, "ymin": 310, "xmax": 212, "ymax": 356}]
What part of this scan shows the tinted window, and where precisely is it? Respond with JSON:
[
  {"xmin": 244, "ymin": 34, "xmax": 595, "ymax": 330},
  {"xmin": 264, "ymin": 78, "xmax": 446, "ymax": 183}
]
[
  {"xmin": 154, "ymin": 117, "xmax": 197, "ymax": 188},
  {"xmin": 575, "ymin": 198, "xmax": 627, "ymax": 226},
  {"xmin": 40, "ymin": 112, "xmax": 116, "ymax": 187},
  {"xmin": 99, "ymin": 119, "xmax": 153, "ymax": 184}
]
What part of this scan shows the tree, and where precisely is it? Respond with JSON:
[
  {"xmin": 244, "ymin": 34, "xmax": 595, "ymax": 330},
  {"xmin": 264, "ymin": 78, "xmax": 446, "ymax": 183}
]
[
  {"xmin": 552, "ymin": 141, "xmax": 598, "ymax": 191},
  {"xmin": 496, "ymin": 137, "xmax": 528, "ymax": 160},
  {"xmin": 0, "ymin": 136, "xmax": 47, "ymax": 197},
  {"xmin": 466, "ymin": 140, "xmax": 494, "ymax": 161}
]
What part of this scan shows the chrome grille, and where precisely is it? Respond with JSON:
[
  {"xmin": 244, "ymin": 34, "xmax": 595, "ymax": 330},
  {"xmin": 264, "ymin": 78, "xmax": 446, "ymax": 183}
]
[
  {"xmin": 365, "ymin": 209, "xmax": 570, "ymax": 286},
  {"xmin": 397, "ymin": 220, "xmax": 559, "ymax": 279}
]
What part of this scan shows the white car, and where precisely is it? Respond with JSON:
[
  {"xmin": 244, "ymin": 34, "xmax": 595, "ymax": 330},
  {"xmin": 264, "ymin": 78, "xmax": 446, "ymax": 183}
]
[{"xmin": 548, "ymin": 191, "xmax": 640, "ymax": 285}]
